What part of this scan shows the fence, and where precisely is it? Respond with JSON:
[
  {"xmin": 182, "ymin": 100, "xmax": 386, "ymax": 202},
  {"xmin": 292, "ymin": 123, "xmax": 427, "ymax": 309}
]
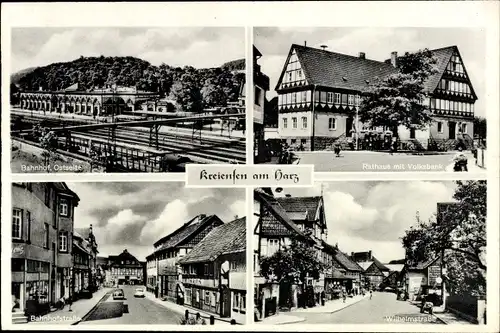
[{"xmin": 183, "ymin": 309, "xmax": 237, "ymax": 326}]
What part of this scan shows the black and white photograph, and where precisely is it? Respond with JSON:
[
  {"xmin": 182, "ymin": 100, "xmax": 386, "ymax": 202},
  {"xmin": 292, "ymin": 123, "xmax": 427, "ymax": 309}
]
[
  {"xmin": 253, "ymin": 28, "xmax": 487, "ymax": 173},
  {"xmin": 10, "ymin": 27, "xmax": 246, "ymax": 173},
  {"xmin": 253, "ymin": 181, "xmax": 486, "ymax": 325},
  {"xmin": 11, "ymin": 182, "xmax": 247, "ymax": 325}
]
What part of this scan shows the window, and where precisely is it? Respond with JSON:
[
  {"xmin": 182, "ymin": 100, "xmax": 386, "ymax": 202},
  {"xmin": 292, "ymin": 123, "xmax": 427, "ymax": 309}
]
[
  {"xmin": 356, "ymin": 95, "xmax": 361, "ymax": 106},
  {"xmin": 341, "ymin": 94, "xmax": 347, "ymax": 105},
  {"xmin": 287, "ymin": 73, "xmax": 292, "ymax": 82},
  {"xmin": 230, "ymin": 261, "xmax": 238, "ymax": 270},
  {"xmin": 461, "ymin": 123, "xmax": 467, "ymax": 133},
  {"xmin": 268, "ymin": 239, "xmax": 279, "ymax": 256},
  {"xmin": 291, "ymin": 139, "xmax": 297, "ymax": 145},
  {"xmin": 301, "ymin": 91, "xmax": 307, "ymax": 102},
  {"xmin": 59, "ymin": 231, "xmax": 68, "ymax": 252},
  {"xmin": 437, "ymin": 122, "xmax": 443, "ymax": 134},
  {"xmin": 302, "ymin": 117, "xmax": 307, "ymax": 129},
  {"xmin": 205, "ymin": 291, "xmax": 210, "ymax": 305},
  {"xmin": 327, "ymin": 92, "xmax": 333, "ymax": 103},
  {"xmin": 44, "ymin": 223, "xmax": 49, "ymax": 248},
  {"xmin": 348, "ymin": 95, "xmax": 354, "ymax": 105},
  {"xmin": 334, "ymin": 93, "xmax": 340, "ymax": 104},
  {"xmin": 292, "ymin": 117, "xmax": 297, "ymax": 129},
  {"xmin": 254, "ymin": 87, "xmax": 262, "ymax": 106},
  {"xmin": 283, "ymin": 118, "xmax": 288, "ymax": 129},
  {"xmin": 26, "ymin": 211, "xmax": 31, "ymax": 242},
  {"xmin": 59, "ymin": 198, "xmax": 68, "ymax": 217},
  {"xmin": 328, "ymin": 118, "xmax": 337, "ymax": 130},
  {"xmin": 12, "ymin": 209, "xmax": 22, "ymax": 239},
  {"xmin": 301, "ymin": 139, "xmax": 307, "ymax": 146},
  {"xmin": 297, "ymin": 70, "xmax": 302, "ymax": 80}
]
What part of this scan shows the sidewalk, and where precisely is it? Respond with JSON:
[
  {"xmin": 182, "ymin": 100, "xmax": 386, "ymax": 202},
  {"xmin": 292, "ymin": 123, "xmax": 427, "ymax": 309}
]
[
  {"xmin": 407, "ymin": 300, "xmax": 475, "ymax": 325},
  {"xmin": 28, "ymin": 287, "xmax": 112, "ymax": 325},
  {"xmin": 293, "ymin": 294, "xmax": 369, "ymax": 314},
  {"xmin": 433, "ymin": 311, "xmax": 476, "ymax": 325},
  {"xmin": 144, "ymin": 291, "xmax": 239, "ymax": 325},
  {"xmin": 255, "ymin": 313, "xmax": 305, "ymax": 325}
]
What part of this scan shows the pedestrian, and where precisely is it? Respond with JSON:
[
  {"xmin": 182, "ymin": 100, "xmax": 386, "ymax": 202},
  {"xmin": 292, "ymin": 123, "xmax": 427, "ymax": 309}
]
[
  {"xmin": 342, "ymin": 291, "xmax": 346, "ymax": 303},
  {"xmin": 67, "ymin": 295, "xmax": 73, "ymax": 312},
  {"xmin": 333, "ymin": 142, "xmax": 341, "ymax": 157},
  {"xmin": 369, "ymin": 290, "xmax": 373, "ymax": 300}
]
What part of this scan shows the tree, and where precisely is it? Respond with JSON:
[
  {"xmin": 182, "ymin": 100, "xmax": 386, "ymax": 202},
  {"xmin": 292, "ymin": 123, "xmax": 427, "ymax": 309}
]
[
  {"xmin": 39, "ymin": 128, "xmax": 59, "ymax": 170},
  {"xmin": 201, "ymin": 79, "xmax": 227, "ymax": 107},
  {"xmin": 401, "ymin": 180, "xmax": 486, "ymax": 295},
  {"xmin": 260, "ymin": 236, "xmax": 326, "ymax": 307},
  {"xmin": 473, "ymin": 116, "xmax": 486, "ymax": 140},
  {"xmin": 358, "ymin": 49, "xmax": 439, "ymax": 137},
  {"xmin": 169, "ymin": 73, "xmax": 203, "ymax": 113}
]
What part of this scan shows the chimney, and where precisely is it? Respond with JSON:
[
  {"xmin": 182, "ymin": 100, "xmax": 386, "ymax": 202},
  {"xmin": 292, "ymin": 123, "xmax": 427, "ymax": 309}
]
[
  {"xmin": 351, "ymin": 252, "xmax": 354, "ymax": 258},
  {"xmin": 285, "ymin": 194, "xmax": 292, "ymax": 198},
  {"xmin": 390, "ymin": 51, "xmax": 398, "ymax": 67},
  {"xmin": 198, "ymin": 214, "xmax": 206, "ymax": 222},
  {"xmin": 304, "ymin": 41, "xmax": 307, "ymax": 47},
  {"xmin": 124, "ymin": 249, "xmax": 128, "ymax": 253},
  {"xmin": 368, "ymin": 250, "xmax": 372, "ymax": 259},
  {"xmin": 89, "ymin": 224, "xmax": 93, "ymax": 234},
  {"xmin": 359, "ymin": 52, "xmax": 366, "ymax": 59}
]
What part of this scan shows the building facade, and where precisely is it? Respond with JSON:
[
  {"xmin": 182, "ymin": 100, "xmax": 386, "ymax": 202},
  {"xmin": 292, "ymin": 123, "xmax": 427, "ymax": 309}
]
[
  {"xmin": 274, "ymin": 44, "xmax": 477, "ymax": 151},
  {"xmin": 148, "ymin": 214, "xmax": 224, "ymax": 303},
  {"xmin": 179, "ymin": 217, "xmax": 247, "ymax": 323},
  {"xmin": 18, "ymin": 83, "xmax": 159, "ymax": 117},
  {"xmin": 351, "ymin": 251, "xmax": 390, "ymax": 290},
  {"xmin": 11, "ymin": 182, "xmax": 80, "ymax": 317},
  {"xmin": 72, "ymin": 231, "xmax": 91, "ymax": 299},
  {"xmin": 145, "ymin": 253, "xmax": 157, "ymax": 294},
  {"xmin": 254, "ymin": 188, "xmax": 325, "ymax": 319},
  {"xmin": 74, "ymin": 225, "xmax": 99, "ymax": 291},
  {"xmin": 107, "ymin": 249, "xmax": 144, "ymax": 285},
  {"xmin": 253, "ymin": 46, "xmax": 270, "ymax": 162}
]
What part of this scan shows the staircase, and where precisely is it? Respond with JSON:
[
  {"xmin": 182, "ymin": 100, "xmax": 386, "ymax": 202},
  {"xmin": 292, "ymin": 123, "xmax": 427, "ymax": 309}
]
[{"xmin": 12, "ymin": 312, "xmax": 28, "ymax": 324}]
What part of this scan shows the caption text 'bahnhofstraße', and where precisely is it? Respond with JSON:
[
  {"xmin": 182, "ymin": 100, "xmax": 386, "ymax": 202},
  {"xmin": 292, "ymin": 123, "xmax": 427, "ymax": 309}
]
[{"xmin": 199, "ymin": 168, "xmax": 300, "ymax": 184}]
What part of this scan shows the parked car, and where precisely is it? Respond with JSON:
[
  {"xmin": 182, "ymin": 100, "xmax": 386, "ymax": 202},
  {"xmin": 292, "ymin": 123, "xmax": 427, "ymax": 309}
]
[
  {"xmin": 112, "ymin": 289, "xmax": 125, "ymax": 300},
  {"xmin": 134, "ymin": 288, "xmax": 145, "ymax": 298}
]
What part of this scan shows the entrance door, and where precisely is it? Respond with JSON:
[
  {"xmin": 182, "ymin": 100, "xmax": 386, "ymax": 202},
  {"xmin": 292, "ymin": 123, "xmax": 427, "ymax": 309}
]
[
  {"xmin": 221, "ymin": 287, "xmax": 231, "ymax": 318},
  {"xmin": 346, "ymin": 117, "xmax": 354, "ymax": 136},
  {"xmin": 12, "ymin": 283, "xmax": 22, "ymax": 311},
  {"xmin": 449, "ymin": 122, "xmax": 456, "ymax": 139},
  {"xmin": 410, "ymin": 128, "xmax": 416, "ymax": 139}
]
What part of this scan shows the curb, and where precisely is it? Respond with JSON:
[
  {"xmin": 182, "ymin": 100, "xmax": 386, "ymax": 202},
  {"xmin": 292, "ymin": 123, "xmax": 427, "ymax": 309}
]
[
  {"xmin": 433, "ymin": 314, "xmax": 448, "ymax": 325},
  {"xmin": 73, "ymin": 290, "xmax": 112, "ymax": 325},
  {"xmin": 328, "ymin": 296, "xmax": 369, "ymax": 314}
]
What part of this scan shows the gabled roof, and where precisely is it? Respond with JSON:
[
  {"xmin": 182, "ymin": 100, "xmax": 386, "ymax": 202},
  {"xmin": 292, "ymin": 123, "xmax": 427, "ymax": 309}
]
[
  {"xmin": 277, "ymin": 44, "xmax": 477, "ymax": 99},
  {"xmin": 333, "ymin": 248, "xmax": 364, "ymax": 272},
  {"xmin": 384, "ymin": 264, "xmax": 405, "ymax": 272},
  {"xmin": 179, "ymin": 217, "xmax": 246, "ymax": 264},
  {"xmin": 153, "ymin": 214, "xmax": 222, "ymax": 252},
  {"xmin": 255, "ymin": 190, "xmax": 309, "ymax": 240},
  {"xmin": 74, "ymin": 227, "xmax": 91, "ymax": 240},
  {"xmin": 276, "ymin": 44, "xmax": 397, "ymax": 92},
  {"xmin": 351, "ymin": 251, "xmax": 390, "ymax": 271},
  {"xmin": 276, "ymin": 196, "xmax": 322, "ymax": 221},
  {"xmin": 52, "ymin": 182, "xmax": 80, "ymax": 202}
]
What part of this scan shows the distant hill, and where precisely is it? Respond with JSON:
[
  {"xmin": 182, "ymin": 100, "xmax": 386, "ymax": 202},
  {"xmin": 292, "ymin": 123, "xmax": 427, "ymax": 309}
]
[
  {"xmin": 11, "ymin": 67, "xmax": 37, "ymax": 84},
  {"xmin": 11, "ymin": 56, "xmax": 245, "ymax": 111},
  {"xmin": 221, "ymin": 58, "xmax": 245, "ymax": 72}
]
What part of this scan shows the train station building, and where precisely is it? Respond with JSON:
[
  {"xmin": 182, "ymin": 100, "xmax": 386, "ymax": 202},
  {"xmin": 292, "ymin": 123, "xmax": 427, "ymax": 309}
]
[{"xmin": 18, "ymin": 83, "xmax": 159, "ymax": 117}]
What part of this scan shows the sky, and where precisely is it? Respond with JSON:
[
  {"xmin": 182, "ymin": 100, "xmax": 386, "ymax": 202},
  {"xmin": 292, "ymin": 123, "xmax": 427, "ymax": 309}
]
[
  {"xmin": 11, "ymin": 27, "xmax": 245, "ymax": 73},
  {"xmin": 277, "ymin": 181, "xmax": 459, "ymax": 263},
  {"xmin": 68, "ymin": 182, "xmax": 246, "ymax": 261},
  {"xmin": 255, "ymin": 27, "xmax": 486, "ymax": 118}
]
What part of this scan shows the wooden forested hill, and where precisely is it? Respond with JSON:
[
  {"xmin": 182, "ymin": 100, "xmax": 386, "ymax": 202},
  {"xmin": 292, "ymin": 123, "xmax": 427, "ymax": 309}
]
[{"xmin": 12, "ymin": 56, "xmax": 245, "ymax": 109}]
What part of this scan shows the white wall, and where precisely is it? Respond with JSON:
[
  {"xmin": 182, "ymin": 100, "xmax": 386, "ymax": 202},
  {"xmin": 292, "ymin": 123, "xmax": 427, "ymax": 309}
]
[{"xmin": 278, "ymin": 111, "xmax": 313, "ymax": 137}]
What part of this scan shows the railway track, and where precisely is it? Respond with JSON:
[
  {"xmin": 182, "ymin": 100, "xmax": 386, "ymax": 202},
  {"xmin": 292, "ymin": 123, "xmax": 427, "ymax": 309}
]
[
  {"xmin": 11, "ymin": 110, "xmax": 246, "ymax": 165},
  {"xmin": 72, "ymin": 127, "xmax": 246, "ymax": 164}
]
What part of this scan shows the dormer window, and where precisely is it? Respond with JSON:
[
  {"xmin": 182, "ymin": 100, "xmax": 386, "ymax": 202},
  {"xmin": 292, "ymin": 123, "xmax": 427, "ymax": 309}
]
[{"xmin": 342, "ymin": 77, "xmax": 347, "ymax": 81}]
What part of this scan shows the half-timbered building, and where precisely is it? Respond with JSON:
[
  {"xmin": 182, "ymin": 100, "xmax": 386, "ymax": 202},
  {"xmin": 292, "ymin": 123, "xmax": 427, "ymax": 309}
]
[
  {"xmin": 147, "ymin": 214, "xmax": 224, "ymax": 303},
  {"xmin": 274, "ymin": 44, "xmax": 478, "ymax": 151}
]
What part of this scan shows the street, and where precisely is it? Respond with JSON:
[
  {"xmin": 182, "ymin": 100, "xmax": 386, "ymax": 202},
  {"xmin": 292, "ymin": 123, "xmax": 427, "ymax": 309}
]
[
  {"xmin": 293, "ymin": 151, "xmax": 483, "ymax": 172},
  {"xmin": 79, "ymin": 285, "xmax": 182, "ymax": 325},
  {"xmin": 288, "ymin": 292, "xmax": 443, "ymax": 324}
]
